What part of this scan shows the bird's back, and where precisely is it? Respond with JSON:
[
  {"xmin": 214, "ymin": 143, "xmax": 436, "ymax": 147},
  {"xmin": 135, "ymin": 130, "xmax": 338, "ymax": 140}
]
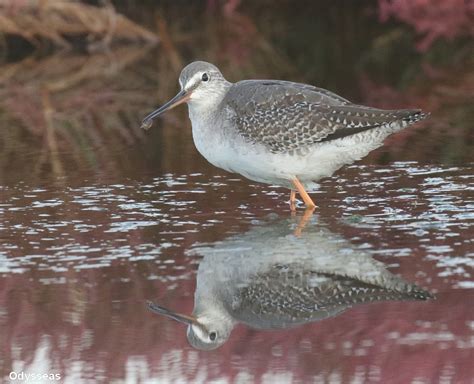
[
  {"xmin": 222, "ymin": 79, "xmax": 428, "ymax": 154},
  {"xmin": 229, "ymin": 263, "xmax": 433, "ymax": 329}
]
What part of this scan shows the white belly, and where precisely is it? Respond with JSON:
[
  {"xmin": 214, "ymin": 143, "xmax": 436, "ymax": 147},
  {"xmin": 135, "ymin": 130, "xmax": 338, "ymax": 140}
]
[
  {"xmin": 191, "ymin": 121, "xmax": 238, "ymax": 174},
  {"xmin": 191, "ymin": 116, "xmax": 290, "ymax": 185},
  {"xmin": 190, "ymin": 110, "xmax": 393, "ymax": 189}
]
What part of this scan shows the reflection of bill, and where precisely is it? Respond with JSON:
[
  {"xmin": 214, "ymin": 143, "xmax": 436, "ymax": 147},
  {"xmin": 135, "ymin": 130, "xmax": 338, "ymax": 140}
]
[
  {"xmin": 9, "ymin": 371, "xmax": 61, "ymax": 381},
  {"xmin": 148, "ymin": 215, "xmax": 434, "ymax": 350}
]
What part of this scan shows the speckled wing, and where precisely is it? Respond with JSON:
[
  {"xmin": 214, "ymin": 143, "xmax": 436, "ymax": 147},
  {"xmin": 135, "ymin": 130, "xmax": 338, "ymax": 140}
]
[
  {"xmin": 224, "ymin": 80, "xmax": 428, "ymax": 153},
  {"xmin": 229, "ymin": 264, "xmax": 432, "ymax": 329}
]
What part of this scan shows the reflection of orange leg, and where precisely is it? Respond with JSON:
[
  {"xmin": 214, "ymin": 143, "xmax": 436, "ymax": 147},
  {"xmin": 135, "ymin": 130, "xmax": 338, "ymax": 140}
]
[
  {"xmin": 294, "ymin": 207, "xmax": 315, "ymax": 237},
  {"xmin": 291, "ymin": 178, "xmax": 316, "ymax": 209},
  {"xmin": 290, "ymin": 190, "xmax": 296, "ymax": 213}
]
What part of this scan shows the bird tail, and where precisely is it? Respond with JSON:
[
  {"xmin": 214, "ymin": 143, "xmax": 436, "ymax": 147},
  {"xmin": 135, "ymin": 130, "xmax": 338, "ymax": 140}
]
[
  {"xmin": 402, "ymin": 109, "xmax": 430, "ymax": 125},
  {"xmin": 321, "ymin": 106, "xmax": 430, "ymax": 142}
]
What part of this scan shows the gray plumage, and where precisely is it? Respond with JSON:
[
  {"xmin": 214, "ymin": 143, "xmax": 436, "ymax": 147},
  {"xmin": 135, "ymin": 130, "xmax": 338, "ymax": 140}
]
[
  {"xmin": 226, "ymin": 80, "xmax": 428, "ymax": 154},
  {"xmin": 149, "ymin": 216, "xmax": 433, "ymax": 350},
  {"xmin": 142, "ymin": 61, "xmax": 430, "ymax": 191},
  {"xmin": 192, "ymin": 217, "xmax": 432, "ymax": 331},
  {"xmin": 235, "ymin": 264, "xmax": 431, "ymax": 329}
]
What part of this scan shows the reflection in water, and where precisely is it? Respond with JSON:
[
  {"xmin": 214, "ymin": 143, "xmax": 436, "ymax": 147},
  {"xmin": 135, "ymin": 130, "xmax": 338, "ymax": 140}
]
[
  {"xmin": 149, "ymin": 216, "xmax": 433, "ymax": 350},
  {"xmin": 0, "ymin": 1, "xmax": 473, "ymax": 381},
  {"xmin": 0, "ymin": 163, "xmax": 472, "ymax": 382}
]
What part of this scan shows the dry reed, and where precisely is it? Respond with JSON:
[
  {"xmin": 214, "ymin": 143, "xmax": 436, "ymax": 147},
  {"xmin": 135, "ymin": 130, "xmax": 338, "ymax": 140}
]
[{"xmin": 0, "ymin": 0, "xmax": 158, "ymax": 49}]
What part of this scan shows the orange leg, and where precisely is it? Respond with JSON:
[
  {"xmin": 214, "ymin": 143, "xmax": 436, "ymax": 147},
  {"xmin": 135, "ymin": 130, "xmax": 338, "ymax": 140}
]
[
  {"xmin": 291, "ymin": 178, "xmax": 316, "ymax": 209},
  {"xmin": 294, "ymin": 207, "xmax": 316, "ymax": 237},
  {"xmin": 290, "ymin": 190, "xmax": 297, "ymax": 212}
]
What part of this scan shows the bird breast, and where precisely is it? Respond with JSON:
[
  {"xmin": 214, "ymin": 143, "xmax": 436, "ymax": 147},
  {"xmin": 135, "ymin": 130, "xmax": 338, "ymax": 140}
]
[{"xmin": 188, "ymin": 106, "xmax": 241, "ymax": 173}]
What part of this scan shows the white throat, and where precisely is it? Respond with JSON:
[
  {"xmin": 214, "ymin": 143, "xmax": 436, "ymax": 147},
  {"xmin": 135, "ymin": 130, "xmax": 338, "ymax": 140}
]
[{"xmin": 188, "ymin": 87, "xmax": 228, "ymax": 115}]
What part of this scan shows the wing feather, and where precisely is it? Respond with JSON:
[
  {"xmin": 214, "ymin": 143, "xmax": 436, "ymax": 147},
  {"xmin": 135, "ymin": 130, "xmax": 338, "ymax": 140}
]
[
  {"xmin": 224, "ymin": 80, "xmax": 428, "ymax": 153},
  {"xmin": 230, "ymin": 264, "xmax": 432, "ymax": 328}
]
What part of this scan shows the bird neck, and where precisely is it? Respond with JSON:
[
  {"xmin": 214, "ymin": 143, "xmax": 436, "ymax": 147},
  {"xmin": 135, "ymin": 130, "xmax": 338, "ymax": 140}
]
[
  {"xmin": 187, "ymin": 81, "xmax": 232, "ymax": 118},
  {"xmin": 194, "ymin": 295, "xmax": 237, "ymax": 328},
  {"xmin": 195, "ymin": 307, "xmax": 237, "ymax": 336}
]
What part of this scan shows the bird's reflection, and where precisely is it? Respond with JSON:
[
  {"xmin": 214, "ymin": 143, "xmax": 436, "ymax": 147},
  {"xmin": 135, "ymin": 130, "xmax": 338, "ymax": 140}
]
[{"xmin": 148, "ymin": 215, "xmax": 433, "ymax": 350}]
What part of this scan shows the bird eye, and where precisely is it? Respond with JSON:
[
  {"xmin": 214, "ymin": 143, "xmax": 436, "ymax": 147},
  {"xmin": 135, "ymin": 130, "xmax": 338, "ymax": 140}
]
[
  {"xmin": 209, "ymin": 331, "xmax": 217, "ymax": 341},
  {"xmin": 201, "ymin": 73, "xmax": 209, "ymax": 82}
]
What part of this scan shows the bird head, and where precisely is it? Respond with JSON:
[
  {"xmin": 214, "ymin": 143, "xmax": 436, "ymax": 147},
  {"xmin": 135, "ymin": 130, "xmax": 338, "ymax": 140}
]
[
  {"xmin": 141, "ymin": 61, "xmax": 230, "ymax": 130},
  {"xmin": 147, "ymin": 301, "xmax": 233, "ymax": 350}
]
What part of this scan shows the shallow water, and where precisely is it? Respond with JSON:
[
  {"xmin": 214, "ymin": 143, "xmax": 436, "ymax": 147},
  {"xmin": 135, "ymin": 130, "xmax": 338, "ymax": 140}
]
[
  {"xmin": 1, "ymin": 2, "xmax": 474, "ymax": 383},
  {"xmin": 1, "ymin": 160, "xmax": 473, "ymax": 382}
]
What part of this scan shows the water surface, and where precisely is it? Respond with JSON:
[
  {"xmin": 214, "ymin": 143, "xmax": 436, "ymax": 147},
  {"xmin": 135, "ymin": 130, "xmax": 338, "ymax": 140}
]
[
  {"xmin": 1, "ymin": 161, "xmax": 473, "ymax": 382},
  {"xmin": 1, "ymin": 2, "xmax": 473, "ymax": 383}
]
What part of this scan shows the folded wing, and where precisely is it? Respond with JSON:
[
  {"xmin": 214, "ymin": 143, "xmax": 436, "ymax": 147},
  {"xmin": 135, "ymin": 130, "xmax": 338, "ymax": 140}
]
[{"xmin": 225, "ymin": 80, "xmax": 428, "ymax": 153}]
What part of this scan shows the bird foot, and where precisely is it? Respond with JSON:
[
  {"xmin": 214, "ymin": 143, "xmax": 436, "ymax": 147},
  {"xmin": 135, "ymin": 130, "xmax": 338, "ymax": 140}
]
[
  {"xmin": 291, "ymin": 178, "xmax": 316, "ymax": 209},
  {"xmin": 289, "ymin": 197, "xmax": 304, "ymax": 213}
]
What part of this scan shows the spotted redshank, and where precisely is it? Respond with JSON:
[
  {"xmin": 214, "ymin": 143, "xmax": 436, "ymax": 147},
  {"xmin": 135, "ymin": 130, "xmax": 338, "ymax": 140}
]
[
  {"xmin": 142, "ymin": 61, "xmax": 429, "ymax": 209},
  {"xmin": 147, "ymin": 216, "xmax": 433, "ymax": 350}
]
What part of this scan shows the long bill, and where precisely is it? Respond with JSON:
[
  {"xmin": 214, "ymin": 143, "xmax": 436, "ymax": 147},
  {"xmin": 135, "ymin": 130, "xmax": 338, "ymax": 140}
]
[
  {"xmin": 147, "ymin": 301, "xmax": 197, "ymax": 325},
  {"xmin": 141, "ymin": 89, "xmax": 190, "ymax": 130}
]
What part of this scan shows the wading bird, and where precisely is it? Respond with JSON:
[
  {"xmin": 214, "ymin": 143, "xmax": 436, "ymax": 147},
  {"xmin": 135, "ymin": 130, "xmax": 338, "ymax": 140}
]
[
  {"xmin": 147, "ymin": 216, "xmax": 433, "ymax": 350},
  {"xmin": 142, "ymin": 61, "xmax": 428, "ymax": 210}
]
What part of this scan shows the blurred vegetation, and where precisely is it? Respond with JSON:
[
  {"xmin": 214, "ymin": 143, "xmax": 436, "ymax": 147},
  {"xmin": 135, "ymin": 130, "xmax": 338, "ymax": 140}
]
[
  {"xmin": 0, "ymin": 2, "xmax": 473, "ymax": 381},
  {"xmin": 0, "ymin": 0, "xmax": 472, "ymax": 185},
  {"xmin": 0, "ymin": 1, "xmax": 157, "ymax": 55}
]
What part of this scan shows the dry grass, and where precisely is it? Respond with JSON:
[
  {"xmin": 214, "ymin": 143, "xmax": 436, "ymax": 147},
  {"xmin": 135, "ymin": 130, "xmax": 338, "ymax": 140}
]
[{"xmin": 0, "ymin": 0, "xmax": 158, "ymax": 50}]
